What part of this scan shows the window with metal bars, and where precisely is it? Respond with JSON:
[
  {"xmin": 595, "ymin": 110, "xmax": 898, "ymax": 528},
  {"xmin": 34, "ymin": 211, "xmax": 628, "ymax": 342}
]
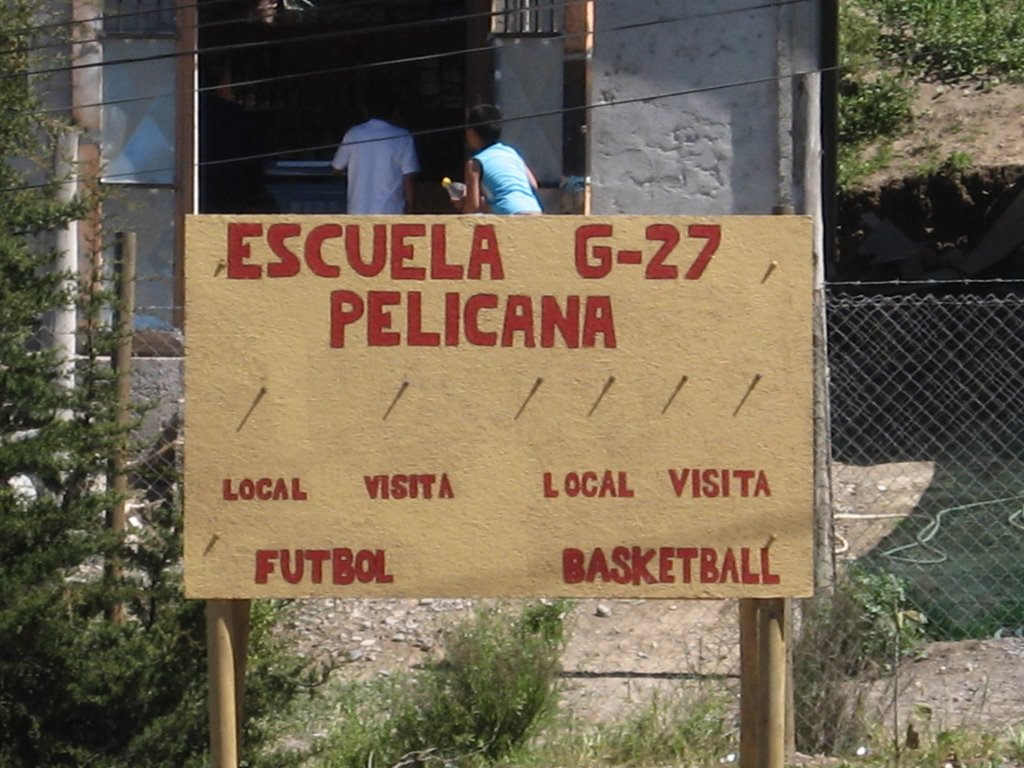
[
  {"xmin": 491, "ymin": 0, "xmax": 560, "ymax": 36},
  {"xmin": 104, "ymin": 0, "xmax": 176, "ymax": 36}
]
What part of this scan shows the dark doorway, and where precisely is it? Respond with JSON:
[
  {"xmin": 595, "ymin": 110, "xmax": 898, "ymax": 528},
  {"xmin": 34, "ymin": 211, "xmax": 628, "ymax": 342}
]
[{"xmin": 197, "ymin": 0, "xmax": 472, "ymax": 214}]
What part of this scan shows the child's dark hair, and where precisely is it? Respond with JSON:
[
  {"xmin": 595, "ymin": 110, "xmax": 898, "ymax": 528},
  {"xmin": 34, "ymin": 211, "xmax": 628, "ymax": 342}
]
[
  {"xmin": 467, "ymin": 104, "xmax": 503, "ymax": 145},
  {"xmin": 364, "ymin": 85, "xmax": 400, "ymax": 121}
]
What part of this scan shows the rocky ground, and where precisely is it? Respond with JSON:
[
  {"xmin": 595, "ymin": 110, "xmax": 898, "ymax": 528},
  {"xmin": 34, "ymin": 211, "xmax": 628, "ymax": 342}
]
[
  {"xmin": 279, "ymin": 454, "xmax": 1024, "ymax": 739},
  {"xmin": 277, "ymin": 81, "xmax": 1024, "ymax": 749},
  {"xmin": 862, "ymin": 80, "xmax": 1024, "ymax": 187},
  {"xmin": 282, "ymin": 594, "xmax": 1024, "ymax": 735}
]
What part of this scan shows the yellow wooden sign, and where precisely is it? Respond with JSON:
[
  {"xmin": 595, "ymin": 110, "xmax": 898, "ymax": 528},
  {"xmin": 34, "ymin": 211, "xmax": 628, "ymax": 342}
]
[{"xmin": 183, "ymin": 215, "xmax": 813, "ymax": 599}]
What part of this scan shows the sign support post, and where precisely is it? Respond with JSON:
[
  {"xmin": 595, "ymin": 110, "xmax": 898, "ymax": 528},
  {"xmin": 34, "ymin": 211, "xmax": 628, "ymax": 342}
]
[
  {"xmin": 183, "ymin": 214, "xmax": 814, "ymax": 768},
  {"xmin": 739, "ymin": 599, "xmax": 760, "ymax": 768},
  {"xmin": 758, "ymin": 597, "xmax": 787, "ymax": 768},
  {"xmin": 740, "ymin": 597, "xmax": 789, "ymax": 768},
  {"xmin": 207, "ymin": 599, "xmax": 250, "ymax": 768}
]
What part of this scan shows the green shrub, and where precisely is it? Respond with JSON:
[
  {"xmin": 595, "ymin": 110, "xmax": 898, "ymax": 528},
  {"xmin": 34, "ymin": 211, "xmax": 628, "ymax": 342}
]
[
  {"xmin": 860, "ymin": 0, "xmax": 1024, "ymax": 82},
  {"xmin": 794, "ymin": 567, "xmax": 925, "ymax": 755},
  {"xmin": 391, "ymin": 600, "xmax": 569, "ymax": 762},
  {"xmin": 312, "ymin": 600, "xmax": 570, "ymax": 768},
  {"xmin": 839, "ymin": 74, "xmax": 914, "ymax": 147},
  {"xmin": 591, "ymin": 686, "xmax": 735, "ymax": 767},
  {"xmin": 836, "ymin": 2, "xmax": 915, "ymax": 186},
  {"xmin": 0, "ymin": 3, "xmax": 311, "ymax": 757}
]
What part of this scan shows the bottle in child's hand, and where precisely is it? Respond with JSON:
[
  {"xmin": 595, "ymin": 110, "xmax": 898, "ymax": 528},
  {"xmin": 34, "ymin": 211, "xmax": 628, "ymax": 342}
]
[{"xmin": 442, "ymin": 177, "xmax": 466, "ymax": 201}]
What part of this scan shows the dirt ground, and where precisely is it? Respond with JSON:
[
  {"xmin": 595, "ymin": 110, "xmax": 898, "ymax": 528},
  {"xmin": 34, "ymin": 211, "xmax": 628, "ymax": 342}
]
[
  {"xmin": 283, "ymin": 459, "xmax": 1024, "ymax": 745},
  {"xmin": 285, "ymin": 593, "xmax": 1024, "ymax": 737},
  {"xmin": 862, "ymin": 81, "xmax": 1024, "ymax": 187},
  {"xmin": 282, "ymin": 84, "xmax": 1024, "ymax": 746}
]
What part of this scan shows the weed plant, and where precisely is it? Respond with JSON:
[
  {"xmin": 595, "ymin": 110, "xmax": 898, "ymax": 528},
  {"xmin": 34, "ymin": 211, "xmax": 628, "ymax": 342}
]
[
  {"xmin": 837, "ymin": 0, "xmax": 1024, "ymax": 186},
  {"xmin": 583, "ymin": 686, "xmax": 735, "ymax": 767},
  {"xmin": 794, "ymin": 567, "xmax": 925, "ymax": 755},
  {"xmin": 837, "ymin": 2, "xmax": 914, "ymax": 187},
  {"xmin": 861, "ymin": 0, "xmax": 1024, "ymax": 83},
  {"xmin": 307, "ymin": 601, "xmax": 570, "ymax": 768}
]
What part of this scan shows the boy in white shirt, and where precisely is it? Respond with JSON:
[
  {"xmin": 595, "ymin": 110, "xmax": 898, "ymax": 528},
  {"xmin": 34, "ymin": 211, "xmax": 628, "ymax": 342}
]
[{"xmin": 332, "ymin": 88, "xmax": 420, "ymax": 214}]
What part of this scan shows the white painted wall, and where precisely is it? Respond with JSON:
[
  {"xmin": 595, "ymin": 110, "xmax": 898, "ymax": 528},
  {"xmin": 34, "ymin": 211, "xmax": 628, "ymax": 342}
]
[
  {"xmin": 589, "ymin": 0, "xmax": 822, "ymax": 215},
  {"xmin": 494, "ymin": 37, "xmax": 564, "ymax": 187}
]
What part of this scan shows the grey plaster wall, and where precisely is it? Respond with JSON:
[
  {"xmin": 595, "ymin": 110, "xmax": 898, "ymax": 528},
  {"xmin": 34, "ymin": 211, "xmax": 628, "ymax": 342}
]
[
  {"xmin": 132, "ymin": 357, "xmax": 183, "ymax": 444},
  {"xmin": 590, "ymin": 0, "xmax": 822, "ymax": 215}
]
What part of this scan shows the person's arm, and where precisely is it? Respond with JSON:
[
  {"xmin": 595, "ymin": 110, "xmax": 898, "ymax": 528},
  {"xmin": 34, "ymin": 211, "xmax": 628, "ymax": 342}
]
[
  {"xmin": 525, "ymin": 163, "xmax": 540, "ymax": 193},
  {"xmin": 402, "ymin": 172, "xmax": 417, "ymax": 214},
  {"xmin": 330, "ymin": 138, "xmax": 349, "ymax": 176},
  {"xmin": 461, "ymin": 158, "xmax": 485, "ymax": 213}
]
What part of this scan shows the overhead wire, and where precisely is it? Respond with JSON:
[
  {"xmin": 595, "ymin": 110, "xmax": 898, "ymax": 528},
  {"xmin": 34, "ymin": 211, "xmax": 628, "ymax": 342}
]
[
  {"xmin": 12, "ymin": 0, "xmax": 813, "ymax": 122},
  {"xmin": 2, "ymin": 0, "xmax": 567, "ymax": 77},
  {"xmin": 1, "ymin": 63, "xmax": 829, "ymax": 193},
  {"xmin": 5, "ymin": 0, "xmax": 810, "ymax": 82},
  {"xmin": 1, "ymin": 0, "xmax": 520, "ymax": 64},
  {"xmin": 5, "ymin": 0, "xmax": 230, "ymax": 38},
  {"xmin": 0, "ymin": 0, "xmax": 823, "ymax": 193}
]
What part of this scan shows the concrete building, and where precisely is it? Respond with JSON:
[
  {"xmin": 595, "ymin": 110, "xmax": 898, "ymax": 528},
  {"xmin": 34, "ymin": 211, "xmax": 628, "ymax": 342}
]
[{"xmin": 51, "ymin": 0, "xmax": 832, "ymax": 428}]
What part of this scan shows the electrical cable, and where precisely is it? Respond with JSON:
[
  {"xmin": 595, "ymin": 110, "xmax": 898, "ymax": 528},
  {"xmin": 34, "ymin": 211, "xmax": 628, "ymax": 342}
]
[
  {"xmin": 12, "ymin": 0, "xmax": 817, "ymax": 126},
  {"xmin": 5, "ymin": 0, "xmax": 233, "ymax": 38},
  {"xmin": 0, "ymin": 62, "xmax": 831, "ymax": 194},
  {"xmin": 1, "ymin": 0, "xmax": 569, "ymax": 72},
  {"xmin": 4, "ymin": 0, "xmax": 812, "ymax": 82},
  {"xmin": 1, "ymin": 0, "xmax": 520, "ymax": 60}
]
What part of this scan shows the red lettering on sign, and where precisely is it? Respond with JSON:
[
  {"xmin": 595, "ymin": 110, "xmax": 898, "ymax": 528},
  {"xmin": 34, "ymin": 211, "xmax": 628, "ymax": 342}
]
[
  {"xmin": 330, "ymin": 290, "xmax": 363, "ymax": 348},
  {"xmin": 223, "ymin": 222, "xmax": 514, "ymax": 280},
  {"xmin": 223, "ymin": 477, "xmax": 307, "ymax": 501},
  {"xmin": 407, "ymin": 292, "xmax": 440, "ymax": 347},
  {"xmin": 254, "ymin": 548, "xmax": 394, "ymax": 585},
  {"xmin": 367, "ymin": 290, "xmax": 402, "ymax": 346},
  {"xmin": 464, "ymin": 294, "xmax": 499, "ymax": 346},
  {"xmin": 582, "ymin": 296, "xmax": 616, "ymax": 347},
  {"xmin": 444, "ymin": 293, "xmax": 460, "ymax": 346},
  {"xmin": 305, "ymin": 224, "xmax": 343, "ymax": 277},
  {"xmin": 266, "ymin": 223, "xmax": 302, "ymax": 278},
  {"xmin": 549, "ymin": 470, "xmax": 635, "ymax": 498},
  {"xmin": 502, "ymin": 296, "xmax": 535, "ymax": 347},
  {"xmin": 467, "ymin": 225, "xmax": 504, "ymax": 280},
  {"xmin": 364, "ymin": 473, "xmax": 455, "ymax": 499},
  {"xmin": 685, "ymin": 224, "xmax": 721, "ymax": 280},
  {"xmin": 540, "ymin": 295, "xmax": 579, "ymax": 348},
  {"xmin": 226, "ymin": 222, "xmax": 263, "ymax": 279},
  {"xmin": 644, "ymin": 223, "xmax": 680, "ymax": 279},
  {"xmin": 561, "ymin": 546, "xmax": 782, "ymax": 586},
  {"xmin": 575, "ymin": 223, "xmax": 614, "ymax": 278},
  {"xmin": 346, "ymin": 223, "xmax": 387, "ymax": 277},
  {"xmin": 391, "ymin": 223, "xmax": 427, "ymax": 280},
  {"xmin": 328, "ymin": 291, "xmax": 617, "ymax": 349},
  {"xmin": 430, "ymin": 224, "xmax": 462, "ymax": 279},
  {"xmin": 667, "ymin": 468, "xmax": 771, "ymax": 498}
]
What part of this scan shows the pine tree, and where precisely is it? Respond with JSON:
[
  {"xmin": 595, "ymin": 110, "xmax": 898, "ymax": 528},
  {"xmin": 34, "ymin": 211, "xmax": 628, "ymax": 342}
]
[
  {"xmin": 0, "ymin": 1, "xmax": 130, "ymax": 763},
  {"xmin": 0, "ymin": 4, "xmax": 307, "ymax": 766}
]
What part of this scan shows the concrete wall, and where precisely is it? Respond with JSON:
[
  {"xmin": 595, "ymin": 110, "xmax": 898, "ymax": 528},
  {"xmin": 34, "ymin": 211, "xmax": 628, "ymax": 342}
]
[
  {"xmin": 590, "ymin": 0, "xmax": 822, "ymax": 215},
  {"xmin": 133, "ymin": 357, "xmax": 183, "ymax": 443}
]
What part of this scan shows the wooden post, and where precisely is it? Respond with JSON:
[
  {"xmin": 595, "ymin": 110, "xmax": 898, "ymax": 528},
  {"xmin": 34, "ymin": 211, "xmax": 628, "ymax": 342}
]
[
  {"xmin": 739, "ymin": 599, "xmax": 760, "ymax": 768},
  {"xmin": 757, "ymin": 598, "xmax": 787, "ymax": 768},
  {"xmin": 230, "ymin": 600, "xmax": 252, "ymax": 745},
  {"xmin": 208, "ymin": 599, "xmax": 246, "ymax": 768},
  {"xmin": 785, "ymin": 599, "xmax": 796, "ymax": 757},
  {"xmin": 107, "ymin": 231, "xmax": 136, "ymax": 624},
  {"xmin": 174, "ymin": 0, "xmax": 197, "ymax": 328}
]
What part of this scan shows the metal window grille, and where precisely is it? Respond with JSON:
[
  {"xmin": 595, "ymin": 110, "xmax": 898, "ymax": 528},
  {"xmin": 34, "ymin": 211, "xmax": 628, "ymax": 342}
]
[
  {"xmin": 104, "ymin": 0, "xmax": 176, "ymax": 36},
  {"xmin": 492, "ymin": 0, "xmax": 561, "ymax": 36}
]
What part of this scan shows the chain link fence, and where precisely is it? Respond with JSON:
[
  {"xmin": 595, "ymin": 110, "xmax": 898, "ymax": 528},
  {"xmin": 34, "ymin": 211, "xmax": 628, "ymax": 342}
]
[
  {"xmin": 118, "ymin": 285, "xmax": 1024, "ymax": 753},
  {"xmin": 794, "ymin": 287, "xmax": 1024, "ymax": 755}
]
